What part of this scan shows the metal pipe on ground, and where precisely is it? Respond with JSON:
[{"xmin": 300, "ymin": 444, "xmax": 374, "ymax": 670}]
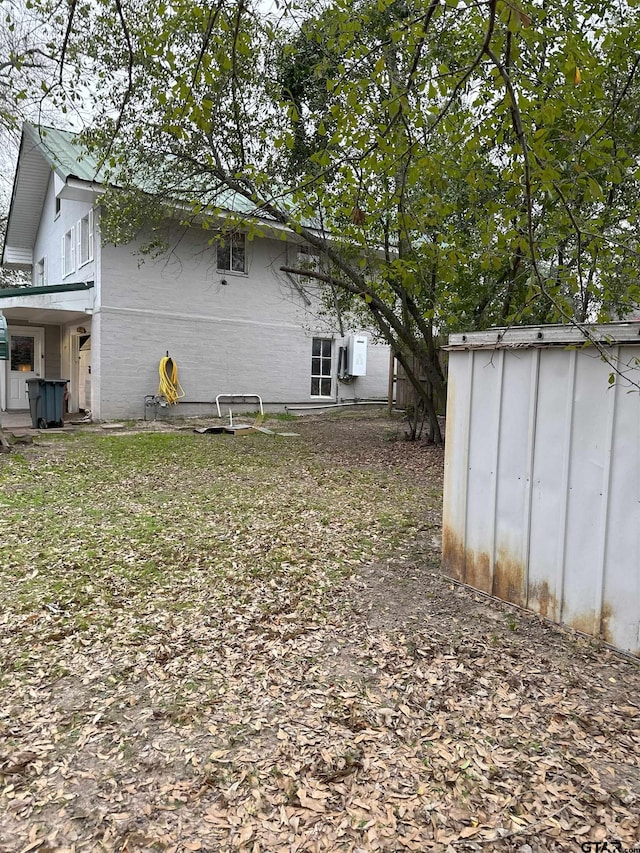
[{"xmin": 285, "ymin": 400, "xmax": 388, "ymax": 413}]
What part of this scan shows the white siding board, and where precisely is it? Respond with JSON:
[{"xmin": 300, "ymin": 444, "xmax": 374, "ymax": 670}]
[
  {"xmin": 602, "ymin": 349, "xmax": 640, "ymax": 651},
  {"xmin": 44, "ymin": 325, "xmax": 61, "ymax": 378},
  {"xmin": 561, "ymin": 352, "xmax": 611, "ymax": 634},
  {"xmin": 463, "ymin": 350, "xmax": 504, "ymax": 594},
  {"xmin": 527, "ymin": 349, "xmax": 574, "ymax": 621},
  {"xmin": 33, "ymin": 175, "xmax": 95, "ymax": 285},
  {"xmin": 442, "ymin": 349, "xmax": 473, "ymax": 581},
  {"xmin": 96, "ymin": 229, "xmax": 389, "ymax": 420},
  {"xmin": 493, "ymin": 351, "xmax": 534, "ymax": 605}
]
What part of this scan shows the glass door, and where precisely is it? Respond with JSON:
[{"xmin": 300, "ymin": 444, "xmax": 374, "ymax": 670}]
[{"xmin": 7, "ymin": 326, "xmax": 44, "ymax": 409}]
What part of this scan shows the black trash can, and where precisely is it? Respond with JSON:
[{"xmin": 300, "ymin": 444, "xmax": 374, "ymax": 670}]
[{"xmin": 26, "ymin": 379, "xmax": 68, "ymax": 429}]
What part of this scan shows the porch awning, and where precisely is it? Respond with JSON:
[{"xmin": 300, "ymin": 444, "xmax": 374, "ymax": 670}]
[
  {"xmin": 0, "ymin": 281, "xmax": 94, "ymax": 300},
  {"xmin": 0, "ymin": 282, "xmax": 95, "ymax": 326}
]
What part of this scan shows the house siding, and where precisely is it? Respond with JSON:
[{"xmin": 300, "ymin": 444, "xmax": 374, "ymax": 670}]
[
  {"xmin": 33, "ymin": 175, "xmax": 96, "ymax": 286},
  {"xmin": 96, "ymin": 227, "xmax": 389, "ymax": 420},
  {"xmin": 3, "ymin": 126, "xmax": 390, "ymax": 423}
]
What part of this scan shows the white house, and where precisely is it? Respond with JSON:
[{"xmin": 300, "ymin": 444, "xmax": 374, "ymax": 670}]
[{"xmin": 1, "ymin": 124, "xmax": 390, "ymax": 421}]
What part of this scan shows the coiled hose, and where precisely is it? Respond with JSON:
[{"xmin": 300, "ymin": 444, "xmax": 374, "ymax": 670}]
[{"xmin": 158, "ymin": 356, "xmax": 185, "ymax": 406}]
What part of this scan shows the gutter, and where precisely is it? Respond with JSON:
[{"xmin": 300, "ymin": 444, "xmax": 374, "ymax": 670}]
[{"xmin": 0, "ymin": 281, "xmax": 95, "ymax": 299}]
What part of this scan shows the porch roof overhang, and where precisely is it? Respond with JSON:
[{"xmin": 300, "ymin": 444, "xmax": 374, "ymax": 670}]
[{"xmin": 0, "ymin": 281, "xmax": 95, "ymax": 325}]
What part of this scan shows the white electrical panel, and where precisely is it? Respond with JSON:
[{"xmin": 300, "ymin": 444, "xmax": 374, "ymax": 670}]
[{"xmin": 347, "ymin": 334, "xmax": 368, "ymax": 376}]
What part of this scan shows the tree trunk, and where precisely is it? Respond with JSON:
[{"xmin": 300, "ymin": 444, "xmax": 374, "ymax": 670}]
[{"xmin": 395, "ymin": 348, "xmax": 443, "ymax": 445}]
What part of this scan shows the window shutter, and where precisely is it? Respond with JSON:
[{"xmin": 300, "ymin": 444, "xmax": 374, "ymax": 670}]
[
  {"xmin": 71, "ymin": 226, "xmax": 76, "ymax": 272},
  {"xmin": 61, "ymin": 235, "xmax": 66, "ymax": 277},
  {"xmin": 88, "ymin": 210, "xmax": 94, "ymax": 261},
  {"xmin": 77, "ymin": 220, "xmax": 82, "ymax": 265}
]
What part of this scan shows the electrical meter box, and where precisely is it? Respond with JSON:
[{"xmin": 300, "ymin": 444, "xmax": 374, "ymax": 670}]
[{"xmin": 347, "ymin": 334, "xmax": 368, "ymax": 376}]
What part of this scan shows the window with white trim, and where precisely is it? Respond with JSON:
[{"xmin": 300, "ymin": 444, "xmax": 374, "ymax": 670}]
[
  {"xmin": 35, "ymin": 257, "xmax": 46, "ymax": 287},
  {"xmin": 62, "ymin": 227, "xmax": 75, "ymax": 277},
  {"xmin": 217, "ymin": 233, "xmax": 246, "ymax": 273},
  {"xmin": 77, "ymin": 210, "xmax": 94, "ymax": 267},
  {"xmin": 311, "ymin": 338, "xmax": 332, "ymax": 397}
]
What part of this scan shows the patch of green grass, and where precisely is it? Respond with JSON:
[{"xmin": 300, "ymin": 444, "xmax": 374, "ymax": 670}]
[
  {"xmin": 0, "ymin": 429, "xmax": 436, "ymax": 678},
  {"xmin": 263, "ymin": 412, "xmax": 300, "ymax": 422}
]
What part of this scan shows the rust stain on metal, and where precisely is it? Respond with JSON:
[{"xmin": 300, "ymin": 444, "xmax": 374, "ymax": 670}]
[
  {"xmin": 441, "ymin": 524, "xmax": 464, "ymax": 581},
  {"xmin": 565, "ymin": 605, "xmax": 613, "ymax": 644},
  {"xmin": 528, "ymin": 580, "xmax": 559, "ymax": 621},
  {"xmin": 442, "ymin": 528, "xmax": 623, "ymax": 650},
  {"xmin": 566, "ymin": 610, "xmax": 598, "ymax": 640},
  {"xmin": 493, "ymin": 548, "xmax": 525, "ymax": 608},
  {"xmin": 530, "ymin": 602, "xmax": 615, "ymax": 645},
  {"xmin": 466, "ymin": 549, "xmax": 492, "ymax": 595},
  {"xmin": 599, "ymin": 603, "xmax": 613, "ymax": 645},
  {"xmin": 441, "ymin": 525, "xmax": 491, "ymax": 593}
]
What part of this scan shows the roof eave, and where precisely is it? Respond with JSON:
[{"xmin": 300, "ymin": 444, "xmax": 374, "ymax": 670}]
[
  {"xmin": 1, "ymin": 126, "xmax": 30, "ymax": 268},
  {"xmin": 58, "ymin": 177, "xmax": 105, "ymax": 202}
]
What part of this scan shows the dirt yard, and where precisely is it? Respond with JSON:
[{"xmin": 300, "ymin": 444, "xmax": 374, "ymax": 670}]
[{"xmin": 0, "ymin": 410, "xmax": 638, "ymax": 853}]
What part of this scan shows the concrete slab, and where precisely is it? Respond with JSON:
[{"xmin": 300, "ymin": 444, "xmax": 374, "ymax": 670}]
[
  {"xmin": 0, "ymin": 411, "xmax": 33, "ymax": 430},
  {"xmin": 1, "ymin": 411, "xmax": 77, "ymax": 432}
]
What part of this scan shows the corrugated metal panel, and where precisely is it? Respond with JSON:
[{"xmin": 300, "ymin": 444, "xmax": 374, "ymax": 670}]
[
  {"xmin": 27, "ymin": 125, "xmax": 101, "ymax": 183},
  {"xmin": 25, "ymin": 125, "xmax": 275, "ymax": 216},
  {"xmin": 526, "ymin": 348, "xmax": 575, "ymax": 623},
  {"xmin": 443, "ymin": 341, "xmax": 640, "ymax": 655},
  {"xmin": 603, "ymin": 347, "xmax": 640, "ymax": 652}
]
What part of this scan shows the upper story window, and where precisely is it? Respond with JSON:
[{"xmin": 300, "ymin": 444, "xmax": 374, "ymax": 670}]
[
  {"xmin": 55, "ymin": 197, "xmax": 61, "ymax": 218},
  {"xmin": 217, "ymin": 233, "xmax": 246, "ymax": 273},
  {"xmin": 35, "ymin": 257, "xmax": 46, "ymax": 287},
  {"xmin": 78, "ymin": 211, "xmax": 94, "ymax": 267},
  {"xmin": 62, "ymin": 227, "xmax": 75, "ymax": 278}
]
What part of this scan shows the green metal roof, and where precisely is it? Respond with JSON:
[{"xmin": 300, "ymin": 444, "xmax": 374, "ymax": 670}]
[
  {"xmin": 24, "ymin": 124, "xmax": 104, "ymax": 183},
  {"xmin": 22, "ymin": 124, "xmax": 301, "ymax": 222},
  {"xmin": 4, "ymin": 123, "xmax": 317, "ymax": 271}
]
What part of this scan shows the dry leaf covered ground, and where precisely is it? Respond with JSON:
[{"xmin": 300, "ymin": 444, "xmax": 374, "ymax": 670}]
[{"xmin": 0, "ymin": 410, "xmax": 638, "ymax": 853}]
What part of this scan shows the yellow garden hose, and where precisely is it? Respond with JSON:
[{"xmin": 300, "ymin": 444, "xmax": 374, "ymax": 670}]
[{"xmin": 158, "ymin": 356, "xmax": 185, "ymax": 406}]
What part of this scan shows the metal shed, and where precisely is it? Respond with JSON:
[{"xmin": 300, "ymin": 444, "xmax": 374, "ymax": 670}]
[{"xmin": 442, "ymin": 323, "xmax": 640, "ymax": 655}]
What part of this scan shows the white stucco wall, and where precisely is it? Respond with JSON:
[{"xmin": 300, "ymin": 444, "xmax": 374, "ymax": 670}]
[{"xmin": 95, "ymin": 225, "xmax": 389, "ymax": 420}]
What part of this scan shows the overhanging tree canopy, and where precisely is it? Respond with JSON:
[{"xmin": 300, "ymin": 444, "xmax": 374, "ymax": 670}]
[{"xmin": 44, "ymin": 0, "xmax": 640, "ymax": 440}]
